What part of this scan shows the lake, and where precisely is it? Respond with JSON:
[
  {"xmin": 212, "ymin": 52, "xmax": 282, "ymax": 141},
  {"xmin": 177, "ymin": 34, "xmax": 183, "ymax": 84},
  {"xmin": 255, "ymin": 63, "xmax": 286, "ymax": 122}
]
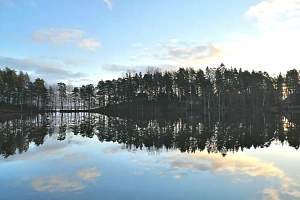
[{"xmin": 0, "ymin": 112, "xmax": 299, "ymax": 200}]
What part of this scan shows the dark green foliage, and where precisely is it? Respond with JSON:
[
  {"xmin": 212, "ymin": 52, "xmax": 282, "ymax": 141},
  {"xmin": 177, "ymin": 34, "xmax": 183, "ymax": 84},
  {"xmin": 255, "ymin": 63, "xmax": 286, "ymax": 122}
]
[
  {"xmin": 0, "ymin": 67, "xmax": 48, "ymax": 111},
  {"xmin": 1, "ymin": 66, "xmax": 299, "ymax": 112}
]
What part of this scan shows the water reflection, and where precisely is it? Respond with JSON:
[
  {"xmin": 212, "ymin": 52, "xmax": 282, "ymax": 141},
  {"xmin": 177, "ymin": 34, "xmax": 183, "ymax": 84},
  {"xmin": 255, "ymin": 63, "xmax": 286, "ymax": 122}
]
[
  {"xmin": 0, "ymin": 111, "xmax": 299, "ymax": 158},
  {"xmin": 0, "ymin": 112, "xmax": 299, "ymax": 200}
]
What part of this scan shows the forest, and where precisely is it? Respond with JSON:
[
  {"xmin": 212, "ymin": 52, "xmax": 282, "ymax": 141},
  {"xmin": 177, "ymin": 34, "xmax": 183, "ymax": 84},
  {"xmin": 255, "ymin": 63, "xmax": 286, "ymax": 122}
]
[{"xmin": 0, "ymin": 64, "xmax": 300, "ymax": 113}]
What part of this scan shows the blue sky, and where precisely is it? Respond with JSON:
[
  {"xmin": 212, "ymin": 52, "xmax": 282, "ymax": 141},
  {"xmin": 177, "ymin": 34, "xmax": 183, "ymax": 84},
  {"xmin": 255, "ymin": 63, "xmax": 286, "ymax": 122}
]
[{"xmin": 1, "ymin": 0, "xmax": 300, "ymax": 86}]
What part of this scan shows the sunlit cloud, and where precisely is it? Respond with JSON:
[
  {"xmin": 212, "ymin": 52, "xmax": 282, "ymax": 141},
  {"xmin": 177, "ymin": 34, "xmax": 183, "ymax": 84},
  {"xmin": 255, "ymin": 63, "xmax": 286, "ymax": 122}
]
[
  {"xmin": 32, "ymin": 28, "xmax": 101, "ymax": 51},
  {"xmin": 103, "ymin": 0, "xmax": 112, "ymax": 9},
  {"xmin": 77, "ymin": 38, "xmax": 101, "ymax": 51},
  {"xmin": 219, "ymin": 27, "xmax": 300, "ymax": 75},
  {"xmin": 30, "ymin": 175, "xmax": 84, "ymax": 192},
  {"xmin": 245, "ymin": 0, "xmax": 300, "ymax": 29},
  {"xmin": 32, "ymin": 28, "xmax": 84, "ymax": 45},
  {"xmin": 29, "ymin": 167, "xmax": 102, "ymax": 192},
  {"xmin": 77, "ymin": 167, "xmax": 102, "ymax": 181},
  {"xmin": 154, "ymin": 41, "xmax": 224, "ymax": 64},
  {"xmin": 133, "ymin": 43, "xmax": 143, "ymax": 47},
  {"xmin": 173, "ymin": 173, "xmax": 187, "ymax": 179},
  {"xmin": 171, "ymin": 39, "xmax": 180, "ymax": 43},
  {"xmin": 0, "ymin": 56, "xmax": 89, "ymax": 84},
  {"xmin": 155, "ymin": 152, "xmax": 300, "ymax": 199},
  {"xmin": 263, "ymin": 188, "xmax": 280, "ymax": 200}
]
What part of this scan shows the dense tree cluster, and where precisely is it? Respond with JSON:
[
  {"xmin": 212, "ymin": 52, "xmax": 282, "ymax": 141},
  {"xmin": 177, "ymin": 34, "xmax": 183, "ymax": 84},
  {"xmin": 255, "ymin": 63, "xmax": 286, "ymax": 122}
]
[
  {"xmin": 1, "ymin": 65, "xmax": 299, "ymax": 111},
  {"xmin": 0, "ymin": 67, "xmax": 48, "ymax": 110},
  {"xmin": 94, "ymin": 65, "xmax": 300, "ymax": 111}
]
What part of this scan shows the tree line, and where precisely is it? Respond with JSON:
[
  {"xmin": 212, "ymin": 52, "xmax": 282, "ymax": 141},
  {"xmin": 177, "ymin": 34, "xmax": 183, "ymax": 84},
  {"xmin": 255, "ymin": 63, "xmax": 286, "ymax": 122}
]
[{"xmin": 1, "ymin": 64, "xmax": 299, "ymax": 111}]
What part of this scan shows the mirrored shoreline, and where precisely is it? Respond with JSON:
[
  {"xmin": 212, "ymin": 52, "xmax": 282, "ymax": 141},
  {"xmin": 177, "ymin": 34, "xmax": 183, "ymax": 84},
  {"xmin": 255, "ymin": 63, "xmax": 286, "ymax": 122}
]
[
  {"xmin": 0, "ymin": 112, "xmax": 299, "ymax": 200},
  {"xmin": 1, "ymin": 111, "xmax": 299, "ymax": 158}
]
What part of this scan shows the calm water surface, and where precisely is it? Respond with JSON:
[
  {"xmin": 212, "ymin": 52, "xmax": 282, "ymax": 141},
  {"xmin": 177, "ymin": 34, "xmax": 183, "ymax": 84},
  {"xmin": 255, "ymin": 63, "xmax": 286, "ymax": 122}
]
[{"xmin": 0, "ymin": 112, "xmax": 299, "ymax": 200}]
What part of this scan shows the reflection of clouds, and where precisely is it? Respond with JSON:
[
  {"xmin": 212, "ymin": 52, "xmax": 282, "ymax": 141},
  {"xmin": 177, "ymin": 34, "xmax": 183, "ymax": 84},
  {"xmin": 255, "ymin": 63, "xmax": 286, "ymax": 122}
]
[
  {"xmin": 224, "ymin": 175, "xmax": 252, "ymax": 184},
  {"xmin": 63, "ymin": 153, "xmax": 88, "ymax": 163},
  {"xmin": 157, "ymin": 152, "xmax": 300, "ymax": 199},
  {"xmin": 0, "ymin": 142, "xmax": 67, "ymax": 164},
  {"xmin": 103, "ymin": 145, "xmax": 122, "ymax": 155},
  {"xmin": 30, "ymin": 175, "xmax": 83, "ymax": 192},
  {"xmin": 133, "ymin": 172, "xmax": 144, "ymax": 175},
  {"xmin": 0, "ymin": 139, "xmax": 84, "ymax": 164},
  {"xmin": 263, "ymin": 188, "xmax": 280, "ymax": 200},
  {"xmin": 77, "ymin": 167, "xmax": 102, "ymax": 181},
  {"xmin": 173, "ymin": 173, "xmax": 187, "ymax": 179},
  {"xmin": 29, "ymin": 167, "xmax": 102, "ymax": 192},
  {"xmin": 157, "ymin": 172, "xmax": 165, "ymax": 177},
  {"xmin": 103, "ymin": 144, "xmax": 141, "ymax": 155}
]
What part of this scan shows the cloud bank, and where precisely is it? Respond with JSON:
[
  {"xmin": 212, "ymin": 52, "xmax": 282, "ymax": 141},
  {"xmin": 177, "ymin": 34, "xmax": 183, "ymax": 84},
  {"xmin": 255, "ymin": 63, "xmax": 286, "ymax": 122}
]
[
  {"xmin": 0, "ymin": 56, "xmax": 89, "ymax": 84},
  {"xmin": 32, "ymin": 28, "xmax": 101, "ymax": 51}
]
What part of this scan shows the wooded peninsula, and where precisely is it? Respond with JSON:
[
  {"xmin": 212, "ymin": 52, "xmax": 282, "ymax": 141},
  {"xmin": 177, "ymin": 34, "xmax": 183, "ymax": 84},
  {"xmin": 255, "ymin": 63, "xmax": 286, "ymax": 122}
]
[{"xmin": 0, "ymin": 64, "xmax": 299, "ymax": 117}]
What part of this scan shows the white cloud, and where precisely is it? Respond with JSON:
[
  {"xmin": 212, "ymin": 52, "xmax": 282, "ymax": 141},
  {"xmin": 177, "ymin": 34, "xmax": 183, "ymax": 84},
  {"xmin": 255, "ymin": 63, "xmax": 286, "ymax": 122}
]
[
  {"xmin": 102, "ymin": 63, "xmax": 134, "ymax": 72},
  {"xmin": 0, "ymin": 56, "xmax": 89, "ymax": 84},
  {"xmin": 30, "ymin": 175, "xmax": 84, "ymax": 192},
  {"xmin": 104, "ymin": 0, "xmax": 112, "ymax": 9},
  {"xmin": 156, "ymin": 152, "xmax": 300, "ymax": 199},
  {"xmin": 171, "ymin": 39, "xmax": 180, "ymax": 43},
  {"xmin": 32, "ymin": 28, "xmax": 84, "ymax": 45},
  {"xmin": 220, "ymin": 27, "xmax": 300, "ymax": 75},
  {"xmin": 29, "ymin": 167, "xmax": 102, "ymax": 192},
  {"xmin": 32, "ymin": 28, "xmax": 101, "ymax": 51},
  {"xmin": 156, "ymin": 40, "xmax": 164, "ymax": 46},
  {"xmin": 173, "ymin": 173, "xmax": 188, "ymax": 179},
  {"xmin": 77, "ymin": 167, "xmax": 102, "ymax": 180},
  {"xmin": 246, "ymin": 0, "xmax": 300, "ymax": 29},
  {"xmin": 130, "ymin": 56, "xmax": 137, "ymax": 59},
  {"xmin": 77, "ymin": 38, "xmax": 101, "ymax": 51},
  {"xmin": 263, "ymin": 188, "xmax": 280, "ymax": 200},
  {"xmin": 133, "ymin": 43, "xmax": 143, "ymax": 47},
  {"xmin": 155, "ymin": 42, "xmax": 224, "ymax": 64}
]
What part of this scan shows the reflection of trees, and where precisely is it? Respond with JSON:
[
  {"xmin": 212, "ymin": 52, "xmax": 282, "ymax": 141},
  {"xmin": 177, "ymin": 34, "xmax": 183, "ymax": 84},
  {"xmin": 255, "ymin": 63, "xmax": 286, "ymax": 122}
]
[
  {"xmin": 95, "ymin": 111, "xmax": 299, "ymax": 155},
  {"xmin": 0, "ymin": 114, "xmax": 49, "ymax": 158},
  {"xmin": 1, "ymin": 112, "xmax": 299, "ymax": 158}
]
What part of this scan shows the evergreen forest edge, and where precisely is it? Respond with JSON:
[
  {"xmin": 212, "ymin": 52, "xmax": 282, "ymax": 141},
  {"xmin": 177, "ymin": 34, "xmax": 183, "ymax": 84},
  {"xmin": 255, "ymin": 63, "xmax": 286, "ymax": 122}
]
[{"xmin": 1, "ymin": 64, "xmax": 300, "ymax": 117}]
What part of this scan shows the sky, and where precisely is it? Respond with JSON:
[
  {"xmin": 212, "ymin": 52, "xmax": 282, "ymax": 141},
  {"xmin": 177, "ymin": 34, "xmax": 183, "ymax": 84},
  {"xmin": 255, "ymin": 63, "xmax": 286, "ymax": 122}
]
[{"xmin": 0, "ymin": 0, "xmax": 300, "ymax": 86}]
